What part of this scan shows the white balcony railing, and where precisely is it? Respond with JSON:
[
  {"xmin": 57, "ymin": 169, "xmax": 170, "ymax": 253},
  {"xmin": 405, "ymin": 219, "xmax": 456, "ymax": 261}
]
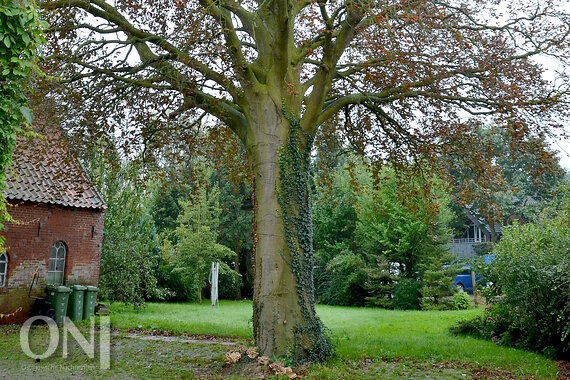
[{"xmin": 452, "ymin": 237, "xmax": 484, "ymax": 244}]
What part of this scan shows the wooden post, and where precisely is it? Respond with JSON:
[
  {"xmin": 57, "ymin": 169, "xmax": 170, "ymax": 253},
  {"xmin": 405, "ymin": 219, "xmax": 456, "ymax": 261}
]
[{"xmin": 471, "ymin": 270, "xmax": 478, "ymax": 305}]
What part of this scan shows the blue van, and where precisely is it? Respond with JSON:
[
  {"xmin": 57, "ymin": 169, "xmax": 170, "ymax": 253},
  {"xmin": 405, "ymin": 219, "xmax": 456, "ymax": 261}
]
[
  {"xmin": 452, "ymin": 255, "xmax": 495, "ymax": 293},
  {"xmin": 452, "ymin": 266, "xmax": 480, "ymax": 293}
]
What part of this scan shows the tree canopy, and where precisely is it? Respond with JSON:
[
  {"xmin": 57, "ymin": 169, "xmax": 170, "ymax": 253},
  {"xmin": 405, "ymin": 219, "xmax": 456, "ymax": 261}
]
[{"xmin": 41, "ymin": 0, "xmax": 569, "ymax": 156}]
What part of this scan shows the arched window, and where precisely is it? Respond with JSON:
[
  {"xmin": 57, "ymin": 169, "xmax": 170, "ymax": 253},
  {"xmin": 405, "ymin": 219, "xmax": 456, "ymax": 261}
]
[
  {"xmin": 0, "ymin": 253, "xmax": 7, "ymax": 287},
  {"xmin": 48, "ymin": 241, "xmax": 66, "ymax": 285}
]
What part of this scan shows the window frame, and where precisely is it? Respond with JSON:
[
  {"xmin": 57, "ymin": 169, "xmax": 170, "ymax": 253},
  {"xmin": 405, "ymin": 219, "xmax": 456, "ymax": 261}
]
[
  {"xmin": 47, "ymin": 241, "xmax": 66, "ymax": 285},
  {"xmin": 0, "ymin": 253, "xmax": 7, "ymax": 287}
]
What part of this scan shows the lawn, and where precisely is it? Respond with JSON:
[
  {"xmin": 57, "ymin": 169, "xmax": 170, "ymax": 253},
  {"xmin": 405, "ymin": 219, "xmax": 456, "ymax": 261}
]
[{"xmin": 0, "ymin": 301, "xmax": 560, "ymax": 379}]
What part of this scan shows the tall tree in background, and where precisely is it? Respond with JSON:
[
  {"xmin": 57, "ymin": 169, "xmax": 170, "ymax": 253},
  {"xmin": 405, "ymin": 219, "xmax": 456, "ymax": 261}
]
[
  {"xmin": 40, "ymin": 0, "xmax": 569, "ymax": 361},
  {"xmin": 85, "ymin": 141, "xmax": 164, "ymax": 307},
  {"xmin": 312, "ymin": 158, "xmax": 457, "ymax": 308},
  {"xmin": 168, "ymin": 181, "xmax": 240, "ymax": 302}
]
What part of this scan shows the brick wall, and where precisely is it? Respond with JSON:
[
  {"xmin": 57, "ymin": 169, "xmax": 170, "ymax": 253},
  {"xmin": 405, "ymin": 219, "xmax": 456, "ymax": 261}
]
[{"xmin": 0, "ymin": 201, "xmax": 105, "ymax": 323}]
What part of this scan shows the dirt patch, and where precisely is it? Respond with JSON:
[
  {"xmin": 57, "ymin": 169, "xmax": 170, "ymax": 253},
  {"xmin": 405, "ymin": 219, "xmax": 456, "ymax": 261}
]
[
  {"xmin": 119, "ymin": 332, "xmax": 238, "ymax": 346},
  {"xmin": 558, "ymin": 361, "xmax": 570, "ymax": 380},
  {"xmin": 219, "ymin": 358, "xmax": 269, "ymax": 379},
  {"xmin": 220, "ymin": 356, "xmax": 304, "ymax": 379}
]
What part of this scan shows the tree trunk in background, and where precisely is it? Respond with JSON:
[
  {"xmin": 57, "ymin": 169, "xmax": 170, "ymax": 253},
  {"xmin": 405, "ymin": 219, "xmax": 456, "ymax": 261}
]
[
  {"xmin": 488, "ymin": 219, "xmax": 497, "ymax": 243},
  {"xmin": 245, "ymin": 99, "xmax": 332, "ymax": 363}
]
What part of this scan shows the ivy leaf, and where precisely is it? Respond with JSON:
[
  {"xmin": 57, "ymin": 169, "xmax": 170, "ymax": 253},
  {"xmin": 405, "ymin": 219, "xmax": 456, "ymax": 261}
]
[{"xmin": 19, "ymin": 106, "xmax": 33, "ymax": 124}]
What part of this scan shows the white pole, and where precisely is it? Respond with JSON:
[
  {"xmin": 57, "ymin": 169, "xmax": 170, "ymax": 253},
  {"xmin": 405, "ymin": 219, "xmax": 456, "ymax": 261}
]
[
  {"xmin": 210, "ymin": 262, "xmax": 219, "ymax": 309},
  {"xmin": 215, "ymin": 262, "xmax": 219, "ymax": 307}
]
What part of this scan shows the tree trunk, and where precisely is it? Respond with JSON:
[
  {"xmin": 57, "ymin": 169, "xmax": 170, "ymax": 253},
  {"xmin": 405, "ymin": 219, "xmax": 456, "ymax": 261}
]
[
  {"xmin": 245, "ymin": 100, "xmax": 332, "ymax": 363},
  {"xmin": 488, "ymin": 219, "xmax": 497, "ymax": 243}
]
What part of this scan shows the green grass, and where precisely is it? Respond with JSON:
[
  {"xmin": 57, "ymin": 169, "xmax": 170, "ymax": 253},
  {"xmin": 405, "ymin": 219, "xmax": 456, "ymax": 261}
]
[
  {"xmin": 0, "ymin": 301, "xmax": 559, "ymax": 378},
  {"xmin": 319, "ymin": 305, "xmax": 554, "ymax": 375},
  {"xmin": 106, "ymin": 301, "xmax": 558, "ymax": 378},
  {"xmin": 109, "ymin": 300, "xmax": 254, "ymax": 339}
]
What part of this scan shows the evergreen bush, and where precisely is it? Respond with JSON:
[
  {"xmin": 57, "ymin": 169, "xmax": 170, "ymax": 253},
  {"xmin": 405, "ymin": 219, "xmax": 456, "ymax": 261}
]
[{"xmin": 393, "ymin": 278, "xmax": 421, "ymax": 310}]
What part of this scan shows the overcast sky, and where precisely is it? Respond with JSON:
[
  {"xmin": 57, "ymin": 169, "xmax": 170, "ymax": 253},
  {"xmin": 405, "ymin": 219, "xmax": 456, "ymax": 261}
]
[{"xmin": 554, "ymin": 137, "xmax": 570, "ymax": 170}]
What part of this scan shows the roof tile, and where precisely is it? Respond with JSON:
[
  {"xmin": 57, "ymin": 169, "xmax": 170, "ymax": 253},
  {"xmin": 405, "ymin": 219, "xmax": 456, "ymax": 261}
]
[{"xmin": 3, "ymin": 132, "xmax": 106, "ymax": 210}]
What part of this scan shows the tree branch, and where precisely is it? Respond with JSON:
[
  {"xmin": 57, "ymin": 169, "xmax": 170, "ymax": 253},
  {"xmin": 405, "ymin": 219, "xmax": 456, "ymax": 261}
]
[
  {"xmin": 42, "ymin": 0, "xmax": 240, "ymax": 98},
  {"xmin": 301, "ymin": 0, "xmax": 367, "ymax": 132}
]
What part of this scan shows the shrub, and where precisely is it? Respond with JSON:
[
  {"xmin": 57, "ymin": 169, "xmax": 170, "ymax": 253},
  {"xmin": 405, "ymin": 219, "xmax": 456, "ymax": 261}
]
[
  {"xmin": 364, "ymin": 259, "xmax": 396, "ymax": 308},
  {"xmin": 217, "ymin": 263, "xmax": 242, "ymax": 300},
  {"xmin": 450, "ymin": 315, "xmax": 485, "ymax": 336},
  {"xmin": 451, "ymin": 303, "xmax": 524, "ymax": 346},
  {"xmin": 393, "ymin": 278, "xmax": 421, "ymax": 310},
  {"xmin": 421, "ymin": 297, "xmax": 454, "ymax": 311},
  {"xmin": 452, "ymin": 291, "xmax": 471, "ymax": 310},
  {"xmin": 420, "ymin": 249, "xmax": 462, "ymax": 305},
  {"xmin": 455, "ymin": 184, "xmax": 570, "ymax": 358},
  {"xmin": 320, "ymin": 252, "xmax": 367, "ymax": 306},
  {"xmin": 97, "ymin": 163, "xmax": 163, "ymax": 308},
  {"xmin": 157, "ymin": 252, "xmax": 193, "ymax": 301},
  {"xmin": 473, "ymin": 242, "xmax": 493, "ymax": 256},
  {"xmin": 485, "ymin": 220, "xmax": 569, "ymax": 358}
]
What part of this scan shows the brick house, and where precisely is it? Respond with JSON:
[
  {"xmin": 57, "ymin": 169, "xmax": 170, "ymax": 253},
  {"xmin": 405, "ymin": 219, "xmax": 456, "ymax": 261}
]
[{"xmin": 0, "ymin": 131, "xmax": 105, "ymax": 323}]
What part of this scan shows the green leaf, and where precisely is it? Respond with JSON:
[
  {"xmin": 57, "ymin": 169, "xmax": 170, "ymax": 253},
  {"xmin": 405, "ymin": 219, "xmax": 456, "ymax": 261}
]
[{"xmin": 19, "ymin": 106, "xmax": 32, "ymax": 124}]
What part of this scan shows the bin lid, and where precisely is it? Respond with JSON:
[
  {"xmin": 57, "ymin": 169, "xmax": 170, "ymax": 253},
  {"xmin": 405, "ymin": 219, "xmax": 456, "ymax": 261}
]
[
  {"xmin": 46, "ymin": 285, "xmax": 72, "ymax": 293},
  {"xmin": 85, "ymin": 286, "xmax": 99, "ymax": 292},
  {"xmin": 70, "ymin": 285, "xmax": 87, "ymax": 290}
]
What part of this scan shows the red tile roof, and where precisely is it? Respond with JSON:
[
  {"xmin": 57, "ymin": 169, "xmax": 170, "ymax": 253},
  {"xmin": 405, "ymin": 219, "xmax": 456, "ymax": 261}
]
[{"xmin": 2, "ymin": 132, "xmax": 106, "ymax": 210}]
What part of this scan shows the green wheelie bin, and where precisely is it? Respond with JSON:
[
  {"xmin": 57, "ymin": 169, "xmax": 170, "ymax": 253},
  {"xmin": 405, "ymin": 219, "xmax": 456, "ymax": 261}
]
[
  {"xmin": 46, "ymin": 285, "xmax": 72, "ymax": 325},
  {"xmin": 82, "ymin": 286, "xmax": 99, "ymax": 320},
  {"xmin": 67, "ymin": 285, "xmax": 87, "ymax": 321}
]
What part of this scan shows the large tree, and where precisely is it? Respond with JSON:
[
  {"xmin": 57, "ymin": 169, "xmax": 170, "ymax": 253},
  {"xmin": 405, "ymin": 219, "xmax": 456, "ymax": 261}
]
[{"xmin": 40, "ymin": 0, "xmax": 569, "ymax": 362}]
